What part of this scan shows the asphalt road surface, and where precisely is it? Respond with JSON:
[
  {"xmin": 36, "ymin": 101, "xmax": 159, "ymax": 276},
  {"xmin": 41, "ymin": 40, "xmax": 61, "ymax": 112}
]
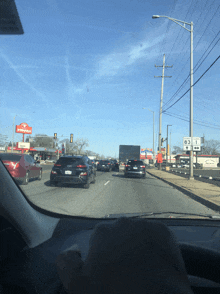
[{"xmin": 18, "ymin": 166, "xmax": 220, "ymax": 218}]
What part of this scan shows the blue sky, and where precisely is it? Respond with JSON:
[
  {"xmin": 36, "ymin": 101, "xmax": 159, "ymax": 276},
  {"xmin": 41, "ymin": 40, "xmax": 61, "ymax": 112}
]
[{"xmin": 0, "ymin": 0, "xmax": 220, "ymax": 157}]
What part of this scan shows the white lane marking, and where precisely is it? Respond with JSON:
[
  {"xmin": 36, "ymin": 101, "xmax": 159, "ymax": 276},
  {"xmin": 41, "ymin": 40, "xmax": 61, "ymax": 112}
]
[{"xmin": 104, "ymin": 180, "xmax": 110, "ymax": 186}]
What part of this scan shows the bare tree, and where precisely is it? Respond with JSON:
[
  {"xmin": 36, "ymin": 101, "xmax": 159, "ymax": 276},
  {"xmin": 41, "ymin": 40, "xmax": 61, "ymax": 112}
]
[
  {"xmin": 200, "ymin": 140, "xmax": 220, "ymax": 155},
  {"xmin": 0, "ymin": 133, "xmax": 9, "ymax": 146},
  {"xmin": 74, "ymin": 138, "xmax": 89, "ymax": 155},
  {"xmin": 172, "ymin": 146, "xmax": 183, "ymax": 155},
  {"xmin": 31, "ymin": 134, "xmax": 55, "ymax": 148}
]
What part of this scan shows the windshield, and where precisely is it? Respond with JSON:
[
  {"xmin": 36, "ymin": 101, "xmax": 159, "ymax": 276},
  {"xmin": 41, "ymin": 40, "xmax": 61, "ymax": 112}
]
[{"xmin": 1, "ymin": 0, "xmax": 220, "ymax": 219}]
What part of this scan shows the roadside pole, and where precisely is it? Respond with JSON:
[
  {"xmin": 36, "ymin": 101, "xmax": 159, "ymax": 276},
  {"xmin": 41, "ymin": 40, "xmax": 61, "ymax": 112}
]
[{"xmin": 154, "ymin": 54, "xmax": 172, "ymax": 170}]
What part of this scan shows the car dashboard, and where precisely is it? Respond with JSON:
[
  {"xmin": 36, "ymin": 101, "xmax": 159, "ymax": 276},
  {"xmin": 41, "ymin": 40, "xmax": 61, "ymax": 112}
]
[{"xmin": 1, "ymin": 216, "xmax": 220, "ymax": 294}]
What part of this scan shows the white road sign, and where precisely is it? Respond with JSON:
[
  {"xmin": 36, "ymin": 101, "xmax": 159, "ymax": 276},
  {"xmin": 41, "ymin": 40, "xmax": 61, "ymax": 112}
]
[
  {"xmin": 183, "ymin": 137, "xmax": 192, "ymax": 151},
  {"xmin": 183, "ymin": 137, "xmax": 201, "ymax": 151}
]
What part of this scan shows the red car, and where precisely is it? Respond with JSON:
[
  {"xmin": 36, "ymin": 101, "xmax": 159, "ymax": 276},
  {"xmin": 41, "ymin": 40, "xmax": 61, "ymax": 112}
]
[{"xmin": 0, "ymin": 153, "xmax": 42, "ymax": 185}]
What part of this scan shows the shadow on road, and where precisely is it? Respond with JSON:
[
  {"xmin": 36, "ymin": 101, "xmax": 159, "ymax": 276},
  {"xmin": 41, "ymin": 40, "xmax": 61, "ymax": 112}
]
[{"xmin": 44, "ymin": 180, "xmax": 84, "ymax": 189}]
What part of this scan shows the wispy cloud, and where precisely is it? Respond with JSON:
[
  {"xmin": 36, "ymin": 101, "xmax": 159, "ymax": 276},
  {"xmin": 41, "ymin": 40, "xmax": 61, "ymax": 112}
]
[
  {"xmin": 64, "ymin": 51, "xmax": 82, "ymax": 119},
  {"xmin": 95, "ymin": 35, "xmax": 164, "ymax": 78},
  {"xmin": 0, "ymin": 51, "xmax": 49, "ymax": 105}
]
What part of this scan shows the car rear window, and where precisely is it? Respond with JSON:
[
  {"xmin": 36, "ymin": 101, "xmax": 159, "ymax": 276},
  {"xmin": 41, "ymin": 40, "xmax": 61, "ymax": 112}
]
[
  {"xmin": 99, "ymin": 161, "xmax": 110, "ymax": 164},
  {"xmin": 127, "ymin": 160, "xmax": 144, "ymax": 165},
  {"xmin": 56, "ymin": 157, "xmax": 84, "ymax": 166},
  {"xmin": 0, "ymin": 154, "xmax": 22, "ymax": 162}
]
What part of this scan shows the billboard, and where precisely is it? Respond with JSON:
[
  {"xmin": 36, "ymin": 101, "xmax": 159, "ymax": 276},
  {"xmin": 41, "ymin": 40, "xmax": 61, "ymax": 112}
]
[
  {"xmin": 16, "ymin": 122, "xmax": 32, "ymax": 134},
  {"xmin": 18, "ymin": 142, "xmax": 30, "ymax": 149}
]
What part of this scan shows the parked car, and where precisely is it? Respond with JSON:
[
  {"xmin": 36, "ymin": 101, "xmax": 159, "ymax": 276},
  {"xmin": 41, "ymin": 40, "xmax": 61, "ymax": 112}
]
[
  {"xmin": 96, "ymin": 160, "xmax": 113, "ymax": 172},
  {"xmin": 0, "ymin": 153, "xmax": 42, "ymax": 185},
  {"xmin": 50, "ymin": 155, "xmax": 96, "ymax": 188},
  {"xmin": 124, "ymin": 160, "xmax": 146, "ymax": 178}
]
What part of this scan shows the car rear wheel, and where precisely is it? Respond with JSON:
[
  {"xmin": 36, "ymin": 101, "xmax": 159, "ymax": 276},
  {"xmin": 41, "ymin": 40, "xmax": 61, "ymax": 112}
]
[
  {"xmin": 37, "ymin": 169, "xmax": 42, "ymax": 180},
  {"xmin": 22, "ymin": 172, "xmax": 29, "ymax": 185}
]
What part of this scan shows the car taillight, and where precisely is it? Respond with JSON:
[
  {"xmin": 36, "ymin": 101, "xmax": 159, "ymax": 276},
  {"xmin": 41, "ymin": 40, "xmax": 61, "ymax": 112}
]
[
  {"xmin": 126, "ymin": 165, "xmax": 130, "ymax": 167},
  {"xmin": 54, "ymin": 164, "xmax": 61, "ymax": 166},
  {"xmin": 80, "ymin": 172, "xmax": 88, "ymax": 176},
  {"xmin": 11, "ymin": 161, "xmax": 20, "ymax": 169},
  {"xmin": 140, "ymin": 165, "xmax": 145, "ymax": 168},
  {"xmin": 77, "ymin": 165, "xmax": 86, "ymax": 168},
  {"xmin": 51, "ymin": 170, "xmax": 57, "ymax": 174},
  {"xmin": 108, "ymin": 163, "xmax": 110, "ymax": 165}
]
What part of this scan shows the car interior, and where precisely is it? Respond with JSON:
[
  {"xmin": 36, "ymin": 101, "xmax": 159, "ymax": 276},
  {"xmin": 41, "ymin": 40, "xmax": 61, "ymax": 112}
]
[{"xmin": 1, "ymin": 160, "xmax": 220, "ymax": 294}]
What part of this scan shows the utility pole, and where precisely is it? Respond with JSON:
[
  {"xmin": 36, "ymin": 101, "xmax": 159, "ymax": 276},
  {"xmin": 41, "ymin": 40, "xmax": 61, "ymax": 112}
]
[
  {"xmin": 170, "ymin": 130, "xmax": 171, "ymax": 163},
  {"xmin": 166, "ymin": 125, "xmax": 172, "ymax": 167},
  {"xmin": 154, "ymin": 54, "xmax": 172, "ymax": 170},
  {"xmin": 11, "ymin": 115, "xmax": 17, "ymax": 153}
]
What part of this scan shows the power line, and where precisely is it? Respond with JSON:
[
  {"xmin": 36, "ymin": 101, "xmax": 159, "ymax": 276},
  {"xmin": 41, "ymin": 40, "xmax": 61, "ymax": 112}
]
[
  {"xmin": 163, "ymin": 1, "xmax": 220, "ymax": 104},
  {"xmin": 166, "ymin": 111, "xmax": 220, "ymax": 128},
  {"xmin": 163, "ymin": 55, "xmax": 220, "ymax": 112},
  {"xmin": 164, "ymin": 112, "xmax": 220, "ymax": 130},
  {"xmin": 163, "ymin": 30, "xmax": 220, "ymax": 109}
]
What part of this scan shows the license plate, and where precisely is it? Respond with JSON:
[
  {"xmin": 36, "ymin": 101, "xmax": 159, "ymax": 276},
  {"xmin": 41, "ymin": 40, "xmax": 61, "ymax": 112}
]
[
  {"xmin": 133, "ymin": 167, "xmax": 138, "ymax": 169},
  {"xmin": 65, "ymin": 170, "xmax": 72, "ymax": 175}
]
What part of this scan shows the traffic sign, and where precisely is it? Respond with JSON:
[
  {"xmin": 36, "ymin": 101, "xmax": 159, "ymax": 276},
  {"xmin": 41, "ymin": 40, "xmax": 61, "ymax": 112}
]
[
  {"xmin": 183, "ymin": 137, "xmax": 201, "ymax": 151},
  {"xmin": 183, "ymin": 137, "xmax": 192, "ymax": 151},
  {"xmin": 192, "ymin": 137, "xmax": 201, "ymax": 151}
]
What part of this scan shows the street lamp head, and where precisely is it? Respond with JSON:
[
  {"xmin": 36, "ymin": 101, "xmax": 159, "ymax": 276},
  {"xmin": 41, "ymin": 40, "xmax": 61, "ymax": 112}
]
[{"xmin": 152, "ymin": 15, "xmax": 160, "ymax": 19}]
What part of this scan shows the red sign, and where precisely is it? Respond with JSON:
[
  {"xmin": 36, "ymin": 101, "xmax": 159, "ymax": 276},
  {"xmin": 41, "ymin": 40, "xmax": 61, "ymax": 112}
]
[
  {"xmin": 157, "ymin": 153, "xmax": 163, "ymax": 163},
  {"xmin": 16, "ymin": 122, "xmax": 32, "ymax": 134}
]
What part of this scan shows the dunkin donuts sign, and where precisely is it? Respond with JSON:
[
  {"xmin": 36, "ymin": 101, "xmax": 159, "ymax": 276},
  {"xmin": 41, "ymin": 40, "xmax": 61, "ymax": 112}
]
[{"xmin": 16, "ymin": 122, "xmax": 32, "ymax": 134}]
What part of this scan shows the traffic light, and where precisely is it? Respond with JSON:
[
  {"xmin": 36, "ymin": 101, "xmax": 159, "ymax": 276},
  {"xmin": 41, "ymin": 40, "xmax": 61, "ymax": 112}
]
[
  {"xmin": 70, "ymin": 133, "xmax": 73, "ymax": 143},
  {"xmin": 54, "ymin": 133, "xmax": 57, "ymax": 139}
]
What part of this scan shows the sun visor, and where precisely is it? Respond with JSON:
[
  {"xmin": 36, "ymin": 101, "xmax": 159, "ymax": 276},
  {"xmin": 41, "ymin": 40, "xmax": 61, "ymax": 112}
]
[{"xmin": 0, "ymin": 0, "xmax": 24, "ymax": 34}]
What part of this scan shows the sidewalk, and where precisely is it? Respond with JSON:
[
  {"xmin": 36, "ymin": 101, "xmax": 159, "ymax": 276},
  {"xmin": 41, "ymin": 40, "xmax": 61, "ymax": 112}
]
[{"xmin": 147, "ymin": 169, "xmax": 220, "ymax": 212}]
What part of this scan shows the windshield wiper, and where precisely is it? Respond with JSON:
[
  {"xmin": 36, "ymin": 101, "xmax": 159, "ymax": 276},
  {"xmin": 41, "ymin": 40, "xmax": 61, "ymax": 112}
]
[{"xmin": 104, "ymin": 212, "xmax": 220, "ymax": 219}]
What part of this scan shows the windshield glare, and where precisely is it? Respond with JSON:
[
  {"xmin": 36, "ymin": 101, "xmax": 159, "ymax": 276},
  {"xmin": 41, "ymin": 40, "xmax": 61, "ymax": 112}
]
[{"xmin": 1, "ymin": 0, "xmax": 220, "ymax": 219}]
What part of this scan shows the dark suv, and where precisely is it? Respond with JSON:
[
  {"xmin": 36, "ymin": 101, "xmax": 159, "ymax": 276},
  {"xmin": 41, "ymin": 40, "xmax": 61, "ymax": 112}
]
[
  {"xmin": 50, "ymin": 155, "xmax": 96, "ymax": 188},
  {"xmin": 124, "ymin": 160, "xmax": 146, "ymax": 178},
  {"xmin": 97, "ymin": 160, "xmax": 113, "ymax": 172}
]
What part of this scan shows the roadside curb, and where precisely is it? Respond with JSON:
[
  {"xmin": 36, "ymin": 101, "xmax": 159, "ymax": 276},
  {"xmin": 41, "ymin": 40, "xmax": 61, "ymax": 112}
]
[{"xmin": 147, "ymin": 170, "xmax": 220, "ymax": 213}]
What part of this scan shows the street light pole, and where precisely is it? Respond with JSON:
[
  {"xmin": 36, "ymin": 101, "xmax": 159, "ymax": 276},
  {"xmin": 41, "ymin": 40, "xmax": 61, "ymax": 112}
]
[
  {"xmin": 189, "ymin": 21, "xmax": 194, "ymax": 180},
  {"xmin": 148, "ymin": 109, "xmax": 155, "ymax": 163},
  {"xmin": 152, "ymin": 15, "xmax": 194, "ymax": 180},
  {"xmin": 166, "ymin": 125, "xmax": 172, "ymax": 166},
  {"xmin": 142, "ymin": 108, "xmax": 155, "ymax": 163},
  {"xmin": 11, "ymin": 115, "xmax": 17, "ymax": 153}
]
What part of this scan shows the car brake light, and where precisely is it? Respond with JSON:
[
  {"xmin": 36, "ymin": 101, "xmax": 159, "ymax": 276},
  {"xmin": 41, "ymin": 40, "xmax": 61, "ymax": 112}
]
[
  {"xmin": 140, "ymin": 165, "xmax": 145, "ymax": 168},
  {"xmin": 77, "ymin": 165, "xmax": 86, "ymax": 168},
  {"xmin": 11, "ymin": 162, "xmax": 20, "ymax": 169},
  {"xmin": 108, "ymin": 163, "xmax": 110, "ymax": 165},
  {"xmin": 51, "ymin": 170, "xmax": 57, "ymax": 174},
  {"xmin": 126, "ymin": 165, "xmax": 130, "ymax": 167},
  {"xmin": 80, "ymin": 172, "xmax": 88, "ymax": 176},
  {"xmin": 54, "ymin": 164, "xmax": 61, "ymax": 166}
]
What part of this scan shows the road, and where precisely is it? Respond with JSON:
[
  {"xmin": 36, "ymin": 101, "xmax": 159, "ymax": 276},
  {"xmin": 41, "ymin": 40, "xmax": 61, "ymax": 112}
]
[{"xmin": 18, "ymin": 165, "xmax": 220, "ymax": 218}]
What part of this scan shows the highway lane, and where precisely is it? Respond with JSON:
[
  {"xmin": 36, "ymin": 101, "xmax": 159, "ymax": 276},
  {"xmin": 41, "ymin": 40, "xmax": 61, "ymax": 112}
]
[{"xmin": 19, "ymin": 170, "xmax": 220, "ymax": 218}]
